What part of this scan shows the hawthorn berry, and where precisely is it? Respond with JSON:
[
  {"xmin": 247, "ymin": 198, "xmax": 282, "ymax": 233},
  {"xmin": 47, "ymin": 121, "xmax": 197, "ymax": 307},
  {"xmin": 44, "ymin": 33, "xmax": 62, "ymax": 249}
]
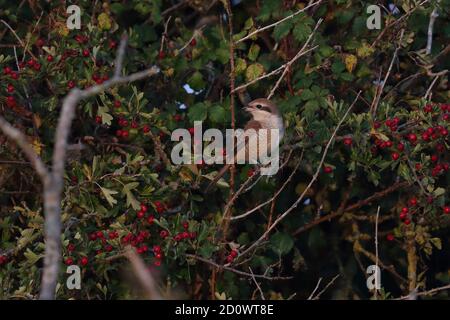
[
  {"xmin": 6, "ymin": 84, "xmax": 14, "ymax": 93},
  {"xmin": 114, "ymin": 100, "xmax": 121, "ymax": 108},
  {"xmin": 444, "ymin": 206, "xmax": 450, "ymax": 215},
  {"xmin": 404, "ymin": 219, "xmax": 411, "ymax": 225},
  {"xmin": 409, "ymin": 198, "xmax": 418, "ymax": 206},
  {"xmin": 154, "ymin": 260, "xmax": 161, "ymax": 267},
  {"xmin": 68, "ymin": 80, "xmax": 76, "ymax": 89},
  {"xmin": 247, "ymin": 169, "xmax": 255, "ymax": 177},
  {"xmin": 65, "ymin": 257, "xmax": 74, "ymax": 265},
  {"xmin": 80, "ymin": 257, "xmax": 88, "ymax": 266},
  {"xmin": 147, "ymin": 215, "xmax": 155, "ymax": 224},
  {"xmin": 155, "ymin": 253, "xmax": 163, "ymax": 259},
  {"xmin": 158, "ymin": 51, "xmax": 165, "ymax": 59},
  {"xmin": 96, "ymin": 231, "xmax": 105, "ymax": 239},
  {"xmin": 82, "ymin": 49, "xmax": 90, "ymax": 57},
  {"xmin": 105, "ymin": 245, "xmax": 113, "ymax": 252},
  {"xmin": 137, "ymin": 210, "xmax": 145, "ymax": 219},
  {"xmin": 324, "ymin": 166, "xmax": 333, "ymax": 174},
  {"xmin": 143, "ymin": 125, "xmax": 150, "ymax": 133},
  {"xmin": 67, "ymin": 243, "xmax": 75, "ymax": 252},
  {"xmin": 95, "ymin": 115, "xmax": 102, "ymax": 124},
  {"xmin": 89, "ymin": 233, "xmax": 97, "ymax": 241},
  {"xmin": 397, "ymin": 142, "xmax": 405, "ymax": 151},
  {"xmin": 182, "ymin": 221, "xmax": 189, "ymax": 230},
  {"xmin": 190, "ymin": 38, "xmax": 197, "ymax": 46},
  {"xmin": 10, "ymin": 72, "xmax": 19, "ymax": 80},
  {"xmin": 36, "ymin": 38, "xmax": 45, "ymax": 47},
  {"xmin": 407, "ymin": 133, "xmax": 417, "ymax": 143},
  {"xmin": 153, "ymin": 245, "xmax": 161, "ymax": 253},
  {"xmin": 121, "ymin": 130, "xmax": 129, "ymax": 138},
  {"xmin": 160, "ymin": 230, "xmax": 169, "ymax": 239},
  {"xmin": 3, "ymin": 66, "xmax": 12, "ymax": 75},
  {"xmin": 47, "ymin": 55, "xmax": 54, "ymax": 62},
  {"xmin": 140, "ymin": 204, "xmax": 148, "ymax": 212},
  {"xmin": 343, "ymin": 137, "xmax": 352, "ymax": 146},
  {"xmin": 230, "ymin": 250, "xmax": 238, "ymax": 258},
  {"xmin": 391, "ymin": 152, "xmax": 400, "ymax": 161},
  {"xmin": 424, "ymin": 104, "xmax": 433, "ymax": 113},
  {"xmin": 386, "ymin": 234, "xmax": 395, "ymax": 241}
]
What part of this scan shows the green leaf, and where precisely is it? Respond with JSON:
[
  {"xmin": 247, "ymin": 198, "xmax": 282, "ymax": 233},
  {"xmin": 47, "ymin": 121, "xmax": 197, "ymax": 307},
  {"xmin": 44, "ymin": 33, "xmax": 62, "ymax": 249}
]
[
  {"xmin": 187, "ymin": 71, "xmax": 205, "ymax": 91},
  {"xmin": 100, "ymin": 186, "xmax": 118, "ymax": 207},
  {"xmin": 122, "ymin": 182, "xmax": 140, "ymax": 210},
  {"xmin": 209, "ymin": 105, "xmax": 226, "ymax": 123},
  {"xmin": 188, "ymin": 102, "xmax": 208, "ymax": 121},
  {"xmin": 270, "ymin": 232, "xmax": 294, "ymax": 255},
  {"xmin": 248, "ymin": 43, "xmax": 260, "ymax": 61},
  {"xmin": 245, "ymin": 63, "xmax": 265, "ymax": 82},
  {"xmin": 273, "ymin": 19, "xmax": 294, "ymax": 41}
]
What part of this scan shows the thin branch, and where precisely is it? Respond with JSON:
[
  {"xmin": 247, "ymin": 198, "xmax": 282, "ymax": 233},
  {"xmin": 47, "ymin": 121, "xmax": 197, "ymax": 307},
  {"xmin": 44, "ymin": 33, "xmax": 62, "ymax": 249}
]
[
  {"xmin": 371, "ymin": 29, "xmax": 404, "ymax": 116},
  {"xmin": 236, "ymin": 92, "xmax": 361, "ymax": 261},
  {"xmin": 307, "ymin": 277, "xmax": 323, "ymax": 300},
  {"xmin": 186, "ymin": 254, "xmax": 292, "ymax": 280},
  {"xmin": 124, "ymin": 246, "xmax": 163, "ymax": 300},
  {"xmin": 374, "ymin": 206, "xmax": 380, "ymax": 300},
  {"xmin": 0, "ymin": 19, "xmax": 37, "ymax": 59},
  {"xmin": 310, "ymin": 275, "xmax": 340, "ymax": 300},
  {"xmin": 0, "ymin": 118, "xmax": 49, "ymax": 181},
  {"xmin": 236, "ymin": 0, "xmax": 323, "ymax": 43},
  {"xmin": 268, "ymin": 18, "xmax": 322, "ymax": 99},
  {"xmin": 395, "ymin": 283, "xmax": 450, "ymax": 300},
  {"xmin": 425, "ymin": 1, "xmax": 440, "ymax": 55},
  {"xmin": 249, "ymin": 267, "xmax": 265, "ymax": 300}
]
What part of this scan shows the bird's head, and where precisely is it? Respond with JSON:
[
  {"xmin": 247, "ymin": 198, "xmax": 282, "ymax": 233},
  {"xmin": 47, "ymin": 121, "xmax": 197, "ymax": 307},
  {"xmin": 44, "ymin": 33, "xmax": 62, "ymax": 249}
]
[{"xmin": 245, "ymin": 98, "xmax": 280, "ymax": 122}]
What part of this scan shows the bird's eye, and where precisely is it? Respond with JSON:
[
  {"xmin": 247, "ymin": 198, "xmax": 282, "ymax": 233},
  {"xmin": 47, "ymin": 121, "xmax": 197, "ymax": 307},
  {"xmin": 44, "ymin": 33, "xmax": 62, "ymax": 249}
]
[{"xmin": 256, "ymin": 104, "xmax": 262, "ymax": 109}]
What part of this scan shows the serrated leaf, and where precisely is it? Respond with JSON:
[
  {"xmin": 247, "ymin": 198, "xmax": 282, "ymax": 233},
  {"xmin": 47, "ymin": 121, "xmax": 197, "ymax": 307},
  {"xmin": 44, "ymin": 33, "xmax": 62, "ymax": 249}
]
[
  {"xmin": 270, "ymin": 232, "xmax": 294, "ymax": 255},
  {"xmin": 123, "ymin": 182, "xmax": 140, "ymax": 210},
  {"xmin": 100, "ymin": 186, "xmax": 118, "ymax": 207},
  {"xmin": 245, "ymin": 63, "xmax": 264, "ymax": 82},
  {"xmin": 248, "ymin": 43, "xmax": 260, "ymax": 61}
]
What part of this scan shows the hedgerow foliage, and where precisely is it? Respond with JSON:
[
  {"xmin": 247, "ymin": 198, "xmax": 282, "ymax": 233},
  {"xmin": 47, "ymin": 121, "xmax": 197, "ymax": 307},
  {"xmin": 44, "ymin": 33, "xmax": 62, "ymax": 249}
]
[{"xmin": 0, "ymin": 0, "xmax": 449, "ymax": 299}]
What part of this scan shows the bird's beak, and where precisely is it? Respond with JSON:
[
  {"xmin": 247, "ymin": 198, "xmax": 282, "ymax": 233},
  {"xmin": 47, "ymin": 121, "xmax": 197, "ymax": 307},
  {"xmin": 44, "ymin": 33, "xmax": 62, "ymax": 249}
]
[{"xmin": 244, "ymin": 105, "xmax": 254, "ymax": 113}]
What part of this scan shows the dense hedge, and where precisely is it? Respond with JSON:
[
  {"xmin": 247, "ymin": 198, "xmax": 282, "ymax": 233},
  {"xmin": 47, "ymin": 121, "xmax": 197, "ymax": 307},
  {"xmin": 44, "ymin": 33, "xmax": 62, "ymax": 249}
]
[{"xmin": 0, "ymin": 0, "xmax": 449, "ymax": 299}]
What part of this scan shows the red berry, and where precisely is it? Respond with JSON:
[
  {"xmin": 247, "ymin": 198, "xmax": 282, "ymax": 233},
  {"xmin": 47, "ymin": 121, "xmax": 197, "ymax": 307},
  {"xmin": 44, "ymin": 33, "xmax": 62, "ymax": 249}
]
[
  {"xmin": 114, "ymin": 100, "xmax": 121, "ymax": 108},
  {"xmin": 424, "ymin": 104, "xmax": 433, "ymax": 113},
  {"xmin": 226, "ymin": 255, "xmax": 234, "ymax": 263},
  {"xmin": 404, "ymin": 219, "xmax": 411, "ymax": 225},
  {"xmin": 247, "ymin": 169, "xmax": 255, "ymax": 177},
  {"xmin": 147, "ymin": 215, "xmax": 155, "ymax": 224},
  {"xmin": 109, "ymin": 40, "xmax": 117, "ymax": 49},
  {"xmin": 116, "ymin": 130, "xmax": 123, "ymax": 137},
  {"xmin": 407, "ymin": 133, "xmax": 417, "ymax": 143},
  {"xmin": 444, "ymin": 206, "xmax": 450, "ymax": 215},
  {"xmin": 153, "ymin": 245, "xmax": 161, "ymax": 253},
  {"xmin": 397, "ymin": 142, "xmax": 405, "ymax": 151},
  {"xmin": 155, "ymin": 253, "xmax": 163, "ymax": 259},
  {"xmin": 399, "ymin": 212, "xmax": 407, "ymax": 220},
  {"xmin": 409, "ymin": 198, "xmax": 417, "ymax": 206},
  {"xmin": 67, "ymin": 244, "xmax": 75, "ymax": 252},
  {"xmin": 10, "ymin": 72, "xmax": 19, "ymax": 79},
  {"xmin": 3, "ymin": 66, "xmax": 12, "ymax": 75},
  {"xmin": 230, "ymin": 250, "xmax": 238, "ymax": 258},
  {"xmin": 188, "ymin": 127, "xmax": 195, "ymax": 135},
  {"xmin": 80, "ymin": 257, "xmax": 88, "ymax": 266},
  {"xmin": 96, "ymin": 231, "xmax": 104, "ymax": 239},
  {"xmin": 121, "ymin": 130, "xmax": 129, "ymax": 138},
  {"xmin": 65, "ymin": 257, "xmax": 74, "ymax": 265},
  {"xmin": 131, "ymin": 120, "xmax": 138, "ymax": 129},
  {"xmin": 401, "ymin": 207, "xmax": 409, "ymax": 214},
  {"xmin": 441, "ymin": 128, "xmax": 448, "ymax": 136},
  {"xmin": 154, "ymin": 260, "xmax": 161, "ymax": 266},
  {"xmin": 140, "ymin": 204, "xmax": 148, "ymax": 212},
  {"xmin": 95, "ymin": 115, "xmax": 102, "ymax": 124},
  {"xmin": 173, "ymin": 114, "xmax": 182, "ymax": 122},
  {"xmin": 182, "ymin": 221, "xmax": 189, "ymax": 230},
  {"xmin": 386, "ymin": 234, "xmax": 395, "ymax": 241},
  {"xmin": 68, "ymin": 80, "xmax": 76, "ymax": 89},
  {"xmin": 415, "ymin": 163, "xmax": 422, "ymax": 170},
  {"xmin": 174, "ymin": 234, "xmax": 182, "ymax": 242},
  {"xmin": 160, "ymin": 230, "xmax": 169, "ymax": 239},
  {"xmin": 427, "ymin": 196, "xmax": 434, "ymax": 204},
  {"xmin": 422, "ymin": 132, "xmax": 430, "ymax": 141},
  {"xmin": 391, "ymin": 152, "xmax": 400, "ymax": 161},
  {"xmin": 82, "ymin": 49, "xmax": 90, "ymax": 57},
  {"xmin": 36, "ymin": 38, "xmax": 45, "ymax": 47},
  {"xmin": 158, "ymin": 51, "xmax": 165, "ymax": 59},
  {"xmin": 324, "ymin": 166, "xmax": 333, "ymax": 174},
  {"xmin": 137, "ymin": 210, "xmax": 145, "ymax": 219},
  {"xmin": 6, "ymin": 84, "xmax": 14, "ymax": 93},
  {"xmin": 47, "ymin": 55, "xmax": 54, "ymax": 62},
  {"xmin": 431, "ymin": 154, "xmax": 438, "ymax": 162},
  {"xmin": 105, "ymin": 245, "xmax": 113, "ymax": 252},
  {"xmin": 343, "ymin": 137, "xmax": 352, "ymax": 146},
  {"xmin": 190, "ymin": 38, "xmax": 197, "ymax": 46},
  {"xmin": 143, "ymin": 125, "xmax": 150, "ymax": 133}
]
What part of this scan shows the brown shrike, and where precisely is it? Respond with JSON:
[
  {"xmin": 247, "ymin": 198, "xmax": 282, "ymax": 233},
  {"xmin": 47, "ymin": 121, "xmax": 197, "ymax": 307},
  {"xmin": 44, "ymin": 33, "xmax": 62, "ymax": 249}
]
[{"xmin": 205, "ymin": 98, "xmax": 284, "ymax": 192}]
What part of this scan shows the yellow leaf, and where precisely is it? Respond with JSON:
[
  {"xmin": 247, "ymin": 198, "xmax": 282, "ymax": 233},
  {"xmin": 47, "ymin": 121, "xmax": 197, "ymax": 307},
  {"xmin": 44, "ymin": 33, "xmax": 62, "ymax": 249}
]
[
  {"xmin": 356, "ymin": 43, "xmax": 375, "ymax": 58},
  {"xmin": 344, "ymin": 54, "xmax": 357, "ymax": 73},
  {"xmin": 32, "ymin": 139, "xmax": 44, "ymax": 155},
  {"xmin": 98, "ymin": 12, "xmax": 112, "ymax": 30}
]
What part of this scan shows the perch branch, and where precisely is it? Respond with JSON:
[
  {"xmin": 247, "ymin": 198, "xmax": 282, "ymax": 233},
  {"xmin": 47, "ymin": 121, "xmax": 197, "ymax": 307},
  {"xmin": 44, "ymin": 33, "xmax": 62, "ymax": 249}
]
[{"xmin": 236, "ymin": 0, "xmax": 322, "ymax": 43}]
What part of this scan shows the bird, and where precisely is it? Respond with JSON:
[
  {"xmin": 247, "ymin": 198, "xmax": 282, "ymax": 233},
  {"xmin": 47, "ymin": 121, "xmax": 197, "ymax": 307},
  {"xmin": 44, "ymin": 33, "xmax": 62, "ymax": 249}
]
[{"xmin": 205, "ymin": 98, "xmax": 284, "ymax": 192}]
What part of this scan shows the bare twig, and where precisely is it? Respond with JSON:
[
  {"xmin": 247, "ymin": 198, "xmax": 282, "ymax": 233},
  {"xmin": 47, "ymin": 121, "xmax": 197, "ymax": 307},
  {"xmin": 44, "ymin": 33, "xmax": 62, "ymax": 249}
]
[
  {"xmin": 124, "ymin": 246, "xmax": 163, "ymax": 300},
  {"xmin": 236, "ymin": 92, "xmax": 361, "ymax": 261},
  {"xmin": 374, "ymin": 206, "xmax": 380, "ymax": 300},
  {"xmin": 267, "ymin": 19, "xmax": 323, "ymax": 99},
  {"xmin": 310, "ymin": 275, "xmax": 340, "ymax": 300},
  {"xmin": 186, "ymin": 254, "xmax": 292, "ymax": 280},
  {"xmin": 396, "ymin": 283, "xmax": 450, "ymax": 300},
  {"xmin": 249, "ymin": 267, "xmax": 265, "ymax": 300},
  {"xmin": 371, "ymin": 29, "xmax": 404, "ymax": 116},
  {"xmin": 236, "ymin": 0, "xmax": 322, "ymax": 43},
  {"xmin": 0, "ymin": 19, "xmax": 37, "ymax": 59},
  {"xmin": 425, "ymin": 1, "xmax": 440, "ymax": 55},
  {"xmin": 307, "ymin": 277, "xmax": 323, "ymax": 300}
]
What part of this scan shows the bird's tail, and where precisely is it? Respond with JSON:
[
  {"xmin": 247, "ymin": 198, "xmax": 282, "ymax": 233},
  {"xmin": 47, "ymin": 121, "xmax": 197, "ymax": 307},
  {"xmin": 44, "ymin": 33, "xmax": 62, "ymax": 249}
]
[{"xmin": 205, "ymin": 164, "xmax": 231, "ymax": 193}]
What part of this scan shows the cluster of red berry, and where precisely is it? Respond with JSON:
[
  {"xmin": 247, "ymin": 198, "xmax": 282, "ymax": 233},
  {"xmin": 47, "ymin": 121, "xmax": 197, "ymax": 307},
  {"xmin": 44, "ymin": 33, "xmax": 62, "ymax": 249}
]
[{"xmin": 226, "ymin": 250, "xmax": 238, "ymax": 263}]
